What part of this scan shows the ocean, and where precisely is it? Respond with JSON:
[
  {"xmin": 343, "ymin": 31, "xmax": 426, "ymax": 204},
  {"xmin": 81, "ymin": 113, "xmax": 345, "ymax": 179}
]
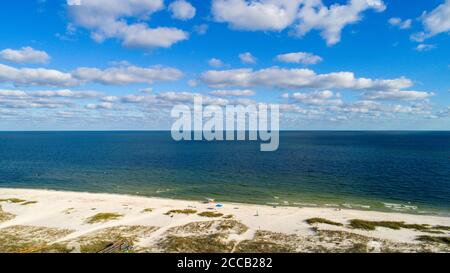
[{"xmin": 0, "ymin": 131, "xmax": 449, "ymax": 215}]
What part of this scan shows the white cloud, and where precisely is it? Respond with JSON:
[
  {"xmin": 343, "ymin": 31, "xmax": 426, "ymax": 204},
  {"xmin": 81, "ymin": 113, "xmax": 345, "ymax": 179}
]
[
  {"xmin": 208, "ymin": 58, "xmax": 224, "ymax": 68},
  {"xmin": 156, "ymin": 91, "xmax": 229, "ymax": 105},
  {"xmin": 239, "ymin": 52, "xmax": 257, "ymax": 64},
  {"xmin": 212, "ymin": 0, "xmax": 302, "ymax": 31},
  {"xmin": 419, "ymin": 0, "xmax": 450, "ymax": 38},
  {"xmin": 0, "ymin": 64, "xmax": 76, "ymax": 87},
  {"xmin": 295, "ymin": 0, "xmax": 386, "ymax": 46},
  {"xmin": 200, "ymin": 67, "xmax": 413, "ymax": 91},
  {"xmin": 187, "ymin": 79, "xmax": 198, "ymax": 87},
  {"xmin": 139, "ymin": 87, "xmax": 153, "ymax": 94},
  {"xmin": 211, "ymin": 0, "xmax": 386, "ymax": 46},
  {"xmin": 437, "ymin": 106, "xmax": 450, "ymax": 117},
  {"xmin": 363, "ymin": 90, "xmax": 434, "ymax": 101},
  {"xmin": 0, "ymin": 98, "xmax": 73, "ymax": 109},
  {"xmin": 121, "ymin": 94, "xmax": 155, "ymax": 104},
  {"xmin": 67, "ymin": 0, "xmax": 81, "ymax": 5},
  {"xmin": 415, "ymin": 44, "xmax": 436, "ymax": 52},
  {"xmin": 117, "ymin": 24, "xmax": 189, "ymax": 49},
  {"xmin": 0, "ymin": 89, "xmax": 27, "ymax": 98},
  {"xmin": 285, "ymin": 90, "xmax": 343, "ymax": 106},
  {"xmin": 72, "ymin": 65, "xmax": 183, "ymax": 85},
  {"xmin": 169, "ymin": 0, "xmax": 196, "ymax": 20},
  {"xmin": 85, "ymin": 102, "xmax": 114, "ymax": 110},
  {"xmin": 275, "ymin": 52, "xmax": 322, "ymax": 65},
  {"xmin": 0, "ymin": 47, "xmax": 50, "ymax": 64},
  {"xmin": 31, "ymin": 89, "xmax": 102, "ymax": 98},
  {"xmin": 388, "ymin": 17, "xmax": 412, "ymax": 29},
  {"xmin": 101, "ymin": 96, "xmax": 119, "ymax": 102},
  {"xmin": 67, "ymin": 0, "xmax": 188, "ymax": 49},
  {"xmin": 0, "ymin": 88, "xmax": 102, "ymax": 99},
  {"xmin": 193, "ymin": 24, "xmax": 208, "ymax": 35},
  {"xmin": 210, "ymin": 89, "xmax": 256, "ymax": 97},
  {"xmin": 0, "ymin": 63, "xmax": 182, "ymax": 87},
  {"xmin": 0, "ymin": 88, "xmax": 103, "ymax": 110},
  {"xmin": 409, "ymin": 32, "xmax": 426, "ymax": 42}
]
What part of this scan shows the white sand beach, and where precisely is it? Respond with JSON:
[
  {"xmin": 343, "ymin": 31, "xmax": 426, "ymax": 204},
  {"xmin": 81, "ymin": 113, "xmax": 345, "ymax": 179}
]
[{"xmin": 0, "ymin": 188, "xmax": 449, "ymax": 253}]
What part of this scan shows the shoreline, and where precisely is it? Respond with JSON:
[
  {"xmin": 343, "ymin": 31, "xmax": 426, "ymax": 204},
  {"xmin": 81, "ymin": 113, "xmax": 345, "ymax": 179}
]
[
  {"xmin": 1, "ymin": 188, "xmax": 449, "ymax": 253},
  {"xmin": 1, "ymin": 186, "xmax": 447, "ymax": 217}
]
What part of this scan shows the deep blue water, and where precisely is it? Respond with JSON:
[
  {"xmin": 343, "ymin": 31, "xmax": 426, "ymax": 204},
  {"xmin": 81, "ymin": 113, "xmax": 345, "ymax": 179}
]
[{"xmin": 0, "ymin": 131, "xmax": 449, "ymax": 214}]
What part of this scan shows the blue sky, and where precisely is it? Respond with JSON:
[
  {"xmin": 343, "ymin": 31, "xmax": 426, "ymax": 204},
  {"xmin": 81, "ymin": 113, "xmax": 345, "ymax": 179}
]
[{"xmin": 0, "ymin": 0, "xmax": 449, "ymax": 130}]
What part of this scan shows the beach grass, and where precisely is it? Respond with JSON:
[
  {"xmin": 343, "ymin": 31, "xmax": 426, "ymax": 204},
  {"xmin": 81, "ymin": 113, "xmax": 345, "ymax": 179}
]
[
  {"xmin": 0, "ymin": 205, "xmax": 15, "ymax": 222},
  {"xmin": 80, "ymin": 240, "xmax": 122, "ymax": 253},
  {"xmin": 198, "ymin": 211, "xmax": 224, "ymax": 218},
  {"xmin": 160, "ymin": 233, "xmax": 235, "ymax": 253},
  {"xmin": 141, "ymin": 208, "xmax": 153, "ymax": 213},
  {"xmin": 33, "ymin": 243, "xmax": 73, "ymax": 253},
  {"xmin": 70, "ymin": 225, "xmax": 157, "ymax": 253},
  {"xmin": 349, "ymin": 219, "xmax": 433, "ymax": 232},
  {"xmin": 164, "ymin": 209, "xmax": 197, "ymax": 215},
  {"xmin": 0, "ymin": 198, "xmax": 37, "ymax": 206},
  {"xmin": 86, "ymin": 213, "xmax": 123, "ymax": 224},
  {"xmin": 0, "ymin": 225, "xmax": 73, "ymax": 253},
  {"xmin": 21, "ymin": 201, "xmax": 38, "ymax": 205},
  {"xmin": 416, "ymin": 235, "xmax": 450, "ymax": 246},
  {"xmin": 306, "ymin": 218, "xmax": 343, "ymax": 226},
  {"xmin": 433, "ymin": 225, "xmax": 450, "ymax": 231},
  {"xmin": 0, "ymin": 198, "xmax": 27, "ymax": 203},
  {"xmin": 235, "ymin": 239, "xmax": 294, "ymax": 253}
]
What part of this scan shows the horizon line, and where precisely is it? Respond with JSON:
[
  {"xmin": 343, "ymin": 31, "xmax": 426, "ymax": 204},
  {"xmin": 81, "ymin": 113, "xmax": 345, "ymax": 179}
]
[{"xmin": 0, "ymin": 129, "xmax": 449, "ymax": 132}]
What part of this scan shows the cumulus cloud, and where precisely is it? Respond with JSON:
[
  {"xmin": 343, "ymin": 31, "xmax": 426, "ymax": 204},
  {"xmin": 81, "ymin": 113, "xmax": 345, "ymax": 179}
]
[
  {"xmin": 0, "ymin": 88, "xmax": 102, "ymax": 110},
  {"xmin": 419, "ymin": 0, "xmax": 450, "ymax": 39},
  {"xmin": 169, "ymin": 0, "xmax": 196, "ymax": 20},
  {"xmin": 85, "ymin": 102, "xmax": 114, "ymax": 110},
  {"xmin": 212, "ymin": 0, "xmax": 302, "ymax": 31},
  {"xmin": 193, "ymin": 24, "xmax": 208, "ymax": 35},
  {"xmin": 295, "ymin": 0, "xmax": 386, "ymax": 46},
  {"xmin": 0, "ymin": 63, "xmax": 182, "ymax": 87},
  {"xmin": 67, "ymin": 0, "xmax": 188, "ymax": 49},
  {"xmin": 410, "ymin": 32, "xmax": 427, "ymax": 43},
  {"xmin": 0, "ymin": 89, "xmax": 28, "ymax": 98},
  {"xmin": 111, "ymin": 91, "xmax": 233, "ymax": 112},
  {"xmin": 362, "ymin": 90, "xmax": 434, "ymax": 101},
  {"xmin": 120, "ymin": 94, "xmax": 155, "ymax": 104},
  {"xmin": 211, "ymin": 0, "xmax": 386, "ymax": 45},
  {"xmin": 208, "ymin": 58, "xmax": 224, "ymax": 68},
  {"xmin": 200, "ymin": 67, "xmax": 413, "ymax": 91},
  {"xmin": 139, "ymin": 87, "xmax": 153, "ymax": 94},
  {"xmin": 0, "ymin": 47, "xmax": 50, "ymax": 64},
  {"xmin": 31, "ymin": 89, "xmax": 103, "ymax": 98},
  {"xmin": 0, "ymin": 88, "xmax": 102, "ymax": 99},
  {"xmin": 415, "ymin": 44, "xmax": 436, "ymax": 52},
  {"xmin": 72, "ymin": 65, "xmax": 183, "ymax": 85},
  {"xmin": 101, "ymin": 96, "xmax": 119, "ymax": 102},
  {"xmin": 436, "ymin": 106, "xmax": 450, "ymax": 117},
  {"xmin": 284, "ymin": 90, "xmax": 343, "ymax": 106},
  {"xmin": 0, "ymin": 64, "xmax": 76, "ymax": 87},
  {"xmin": 1, "ymin": 86, "xmax": 442, "ymax": 126},
  {"xmin": 0, "ymin": 98, "xmax": 73, "ymax": 109},
  {"xmin": 275, "ymin": 52, "xmax": 322, "ymax": 65},
  {"xmin": 388, "ymin": 17, "xmax": 412, "ymax": 29},
  {"xmin": 239, "ymin": 52, "xmax": 257, "ymax": 64},
  {"xmin": 155, "ymin": 91, "xmax": 229, "ymax": 106},
  {"xmin": 210, "ymin": 89, "xmax": 256, "ymax": 97}
]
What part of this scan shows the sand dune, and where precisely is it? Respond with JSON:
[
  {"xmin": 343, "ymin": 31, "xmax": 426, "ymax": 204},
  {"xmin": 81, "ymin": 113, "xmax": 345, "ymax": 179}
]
[{"xmin": 0, "ymin": 188, "xmax": 449, "ymax": 253}]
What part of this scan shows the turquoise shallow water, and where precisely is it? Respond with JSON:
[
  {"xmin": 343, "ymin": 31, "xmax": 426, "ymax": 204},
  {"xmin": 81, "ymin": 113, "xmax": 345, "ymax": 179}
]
[{"xmin": 0, "ymin": 131, "xmax": 449, "ymax": 215}]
